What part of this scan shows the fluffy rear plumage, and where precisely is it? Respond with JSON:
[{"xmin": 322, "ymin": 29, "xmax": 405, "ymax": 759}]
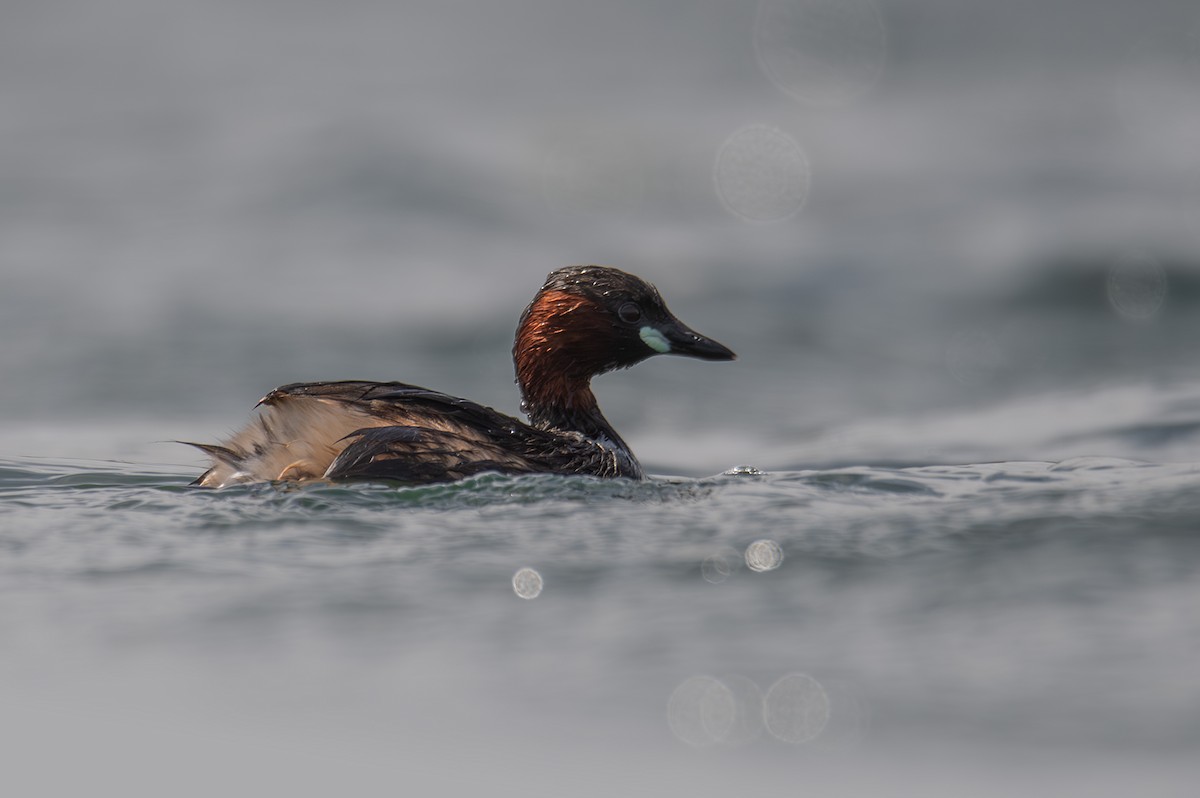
[{"xmin": 187, "ymin": 389, "xmax": 392, "ymax": 487}]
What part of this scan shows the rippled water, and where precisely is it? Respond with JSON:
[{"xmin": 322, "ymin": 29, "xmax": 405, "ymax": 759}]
[{"xmin": 4, "ymin": 442, "xmax": 1199, "ymax": 795}]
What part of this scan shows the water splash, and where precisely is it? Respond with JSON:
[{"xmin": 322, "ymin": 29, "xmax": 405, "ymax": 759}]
[{"xmin": 723, "ymin": 465, "xmax": 766, "ymax": 476}]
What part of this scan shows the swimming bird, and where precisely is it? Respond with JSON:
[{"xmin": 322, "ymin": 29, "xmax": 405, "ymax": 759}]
[{"xmin": 189, "ymin": 265, "xmax": 735, "ymax": 486}]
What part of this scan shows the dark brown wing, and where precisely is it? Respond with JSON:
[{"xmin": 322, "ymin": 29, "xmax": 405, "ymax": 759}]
[
  {"xmin": 323, "ymin": 426, "xmax": 537, "ymax": 483},
  {"xmin": 295, "ymin": 382, "xmax": 635, "ymax": 482}
]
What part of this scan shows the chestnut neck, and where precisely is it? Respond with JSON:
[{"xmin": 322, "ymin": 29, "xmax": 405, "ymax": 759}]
[{"xmin": 513, "ymin": 290, "xmax": 631, "ymax": 450}]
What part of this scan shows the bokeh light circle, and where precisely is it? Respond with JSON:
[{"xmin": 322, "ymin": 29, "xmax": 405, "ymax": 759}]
[
  {"xmin": 512, "ymin": 567, "xmax": 544, "ymax": 599},
  {"xmin": 701, "ymin": 546, "xmax": 744, "ymax": 584},
  {"xmin": 715, "ymin": 674, "xmax": 766, "ymax": 746},
  {"xmin": 701, "ymin": 551, "xmax": 736, "ymax": 584},
  {"xmin": 667, "ymin": 675, "xmax": 736, "ymax": 747},
  {"xmin": 763, "ymin": 672, "xmax": 831, "ymax": 743},
  {"xmin": 744, "ymin": 539, "xmax": 784, "ymax": 572},
  {"xmin": 714, "ymin": 125, "xmax": 810, "ymax": 223},
  {"xmin": 1107, "ymin": 251, "xmax": 1167, "ymax": 321}
]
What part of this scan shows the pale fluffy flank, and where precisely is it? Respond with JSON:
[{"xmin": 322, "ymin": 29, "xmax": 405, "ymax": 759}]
[{"xmin": 191, "ymin": 396, "xmax": 390, "ymax": 487}]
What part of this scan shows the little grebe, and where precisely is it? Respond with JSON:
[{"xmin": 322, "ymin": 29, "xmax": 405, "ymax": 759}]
[{"xmin": 189, "ymin": 265, "xmax": 734, "ymax": 486}]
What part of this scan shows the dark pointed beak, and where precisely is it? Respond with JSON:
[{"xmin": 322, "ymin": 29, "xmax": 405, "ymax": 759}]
[{"xmin": 658, "ymin": 316, "xmax": 736, "ymax": 361}]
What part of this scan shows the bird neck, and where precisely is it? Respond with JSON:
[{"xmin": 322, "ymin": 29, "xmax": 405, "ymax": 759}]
[{"xmin": 513, "ymin": 290, "xmax": 630, "ymax": 451}]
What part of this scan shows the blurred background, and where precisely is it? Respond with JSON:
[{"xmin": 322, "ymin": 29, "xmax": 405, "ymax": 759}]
[
  {"xmin": 4, "ymin": 1, "xmax": 1200, "ymax": 795},
  {"xmin": 4, "ymin": 0, "xmax": 1200, "ymax": 473}
]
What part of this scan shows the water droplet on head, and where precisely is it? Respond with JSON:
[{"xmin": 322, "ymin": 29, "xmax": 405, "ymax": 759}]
[
  {"xmin": 744, "ymin": 539, "xmax": 784, "ymax": 572},
  {"xmin": 511, "ymin": 567, "xmax": 543, "ymax": 599},
  {"xmin": 754, "ymin": 0, "xmax": 887, "ymax": 106},
  {"xmin": 714, "ymin": 125, "xmax": 810, "ymax": 223},
  {"xmin": 763, "ymin": 672, "xmax": 831, "ymax": 743},
  {"xmin": 1107, "ymin": 251, "xmax": 1167, "ymax": 321}
]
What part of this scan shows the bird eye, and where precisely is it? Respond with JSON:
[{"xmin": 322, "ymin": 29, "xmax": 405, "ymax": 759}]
[{"xmin": 618, "ymin": 302, "xmax": 642, "ymax": 324}]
